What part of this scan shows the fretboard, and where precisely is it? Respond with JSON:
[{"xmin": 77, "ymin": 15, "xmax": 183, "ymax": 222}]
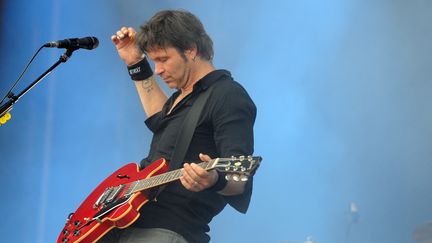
[{"xmin": 131, "ymin": 160, "xmax": 212, "ymax": 193}]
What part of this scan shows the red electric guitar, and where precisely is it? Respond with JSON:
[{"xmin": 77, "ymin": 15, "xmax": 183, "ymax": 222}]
[{"xmin": 57, "ymin": 155, "xmax": 261, "ymax": 243}]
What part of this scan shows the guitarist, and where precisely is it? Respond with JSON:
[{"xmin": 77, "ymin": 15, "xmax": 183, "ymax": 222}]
[{"xmin": 103, "ymin": 9, "xmax": 257, "ymax": 243}]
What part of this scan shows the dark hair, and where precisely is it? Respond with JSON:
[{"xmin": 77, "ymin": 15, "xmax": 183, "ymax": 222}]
[{"xmin": 137, "ymin": 10, "xmax": 214, "ymax": 61}]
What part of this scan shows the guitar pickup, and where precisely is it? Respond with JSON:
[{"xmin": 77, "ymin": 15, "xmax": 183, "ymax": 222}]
[
  {"xmin": 94, "ymin": 187, "xmax": 114, "ymax": 208},
  {"xmin": 105, "ymin": 185, "xmax": 125, "ymax": 203}
]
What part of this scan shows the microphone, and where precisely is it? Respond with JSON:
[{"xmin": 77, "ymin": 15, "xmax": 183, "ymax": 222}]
[{"xmin": 44, "ymin": 36, "xmax": 99, "ymax": 50}]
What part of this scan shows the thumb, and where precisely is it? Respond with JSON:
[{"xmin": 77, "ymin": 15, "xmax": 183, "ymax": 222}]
[{"xmin": 199, "ymin": 153, "xmax": 212, "ymax": 162}]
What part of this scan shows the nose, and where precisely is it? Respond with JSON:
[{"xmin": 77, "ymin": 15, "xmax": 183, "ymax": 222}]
[{"xmin": 154, "ymin": 62, "xmax": 164, "ymax": 76}]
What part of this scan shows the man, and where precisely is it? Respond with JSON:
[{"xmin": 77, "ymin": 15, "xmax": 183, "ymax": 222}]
[{"xmin": 104, "ymin": 10, "xmax": 256, "ymax": 243}]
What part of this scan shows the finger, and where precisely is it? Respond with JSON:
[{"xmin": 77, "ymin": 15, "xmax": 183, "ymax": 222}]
[
  {"xmin": 190, "ymin": 163, "xmax": 209, "ymax": 178},
  {"xmin": 184, "ymin": 163, "xmax": 210, "ymax": 189},
  {"xmin": 182, "ymin": 166, "xmax": 204, "ymax": 189},
  {"xmin": 191, "ymin": 163, "xmax": 218, "ymax": 188},
  {"xmin": 199, "ymin": 153, "xmax": 212, "ymax": 162},
  {"xmin": 180, "ymin": 170, "xmax": 201, "ymax": 192},
  {"xmin": 118, "ymin": 27, "xmax": 136, "ymax": 40},
  {"xmin": 184, "ymin": 163, "xmax": 204, "ymax": 184},
  {"xmin": 193, "ymin": 181, "xmax": 202, "ymax": 191},
  {"xmin": 121, "ymin": 26, "xmax": 129, "ymax": 34},
  {"xmin": 179, "ymin": 175, "xmax": 194, "ymax": 191},
  {"xmin": 111, "ymin": 35, "xmax": 120, "ymax": 44},
  {"xmin": 116, "ymin": 30, "xmax": 125, "ymax": 39},
  {"xmin": 188, "ymin": 163, "xmax": 216, "ymax": 189},
  {"xmin": 181, "ymin": 167, "xmax": 195, "ymax": 185},
  {"xmin": 127, "ymin": 27, "xmax": 136, "ymax": 37}
]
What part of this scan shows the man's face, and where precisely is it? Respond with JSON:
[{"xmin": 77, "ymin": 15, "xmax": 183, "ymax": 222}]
[{"xmin": 147, "ymin": 46, "xmax": 192, "ymax": 90}]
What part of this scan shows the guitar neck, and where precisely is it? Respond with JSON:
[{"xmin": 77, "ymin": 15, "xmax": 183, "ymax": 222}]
[{"xmin": 131, "ymin": 160, "xmax": 213, "ymax": 193}]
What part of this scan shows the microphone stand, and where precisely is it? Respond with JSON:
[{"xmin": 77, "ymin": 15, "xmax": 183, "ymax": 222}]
[{"xmin": 0, "ymin": 48, "xmax": 77, "ymax": 120}]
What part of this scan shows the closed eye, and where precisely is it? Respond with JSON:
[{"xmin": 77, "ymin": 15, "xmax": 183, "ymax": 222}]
[{"xmin": 156, "ymin": 57, "xmax": 168, "ymax": 63}]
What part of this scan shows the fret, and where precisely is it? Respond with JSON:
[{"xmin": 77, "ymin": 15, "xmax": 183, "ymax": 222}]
[
  {"xmin": 173, "ymin": 169, "xmax": 181, "ymax": 179},
  {"xmin": 165, "ymin": 171, "xmax": 173, "ymax": 182},
  {"xmin": 160, "ymin": 173, "xmax": 167, "ymax": 183},
  {"xmin": 134, "ymin": 181, "xmax": 143, "ymax": 192},
  {"xmin": 150, "ymin": 176, "xmax": 158, "ymax": 186},
  {"xmin": 149, "ymin": 174, "xmax": 159, "ymax": 186},
  {"xmin": 158, "ymin": 174, "xmax": 165, "ymax": 185}
]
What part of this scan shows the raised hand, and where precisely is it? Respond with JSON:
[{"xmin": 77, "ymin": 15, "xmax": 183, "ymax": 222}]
[{"xmin": 111, "ymin": 26, "xmax": 144, "ymax": 65}]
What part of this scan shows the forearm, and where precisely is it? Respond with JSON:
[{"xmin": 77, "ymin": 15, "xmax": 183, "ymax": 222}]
[
  {"xmin": 218, "ymin": 179, "xmax": 246, "ymax": 196},
  {"xmin": 134, "ymin": 75, "xmax": 168, "ymax": 117},
  {"xmin": 111, "ymin": 27, "xmax": 167, "ymax": 117}
]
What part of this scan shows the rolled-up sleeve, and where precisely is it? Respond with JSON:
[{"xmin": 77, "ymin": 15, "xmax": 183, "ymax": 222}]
[
  {"xmin": 145, "ymin": 111, "xmax": 163, "ymax": 133},
  {"xmin": 211, "ymin": 82, "xmax": 257, "ymax": 213}
]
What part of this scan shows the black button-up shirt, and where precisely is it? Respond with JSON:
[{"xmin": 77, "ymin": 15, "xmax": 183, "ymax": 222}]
[{"xmin": 135, "ymin": 69, "xmax": 256, "ymax": 243}]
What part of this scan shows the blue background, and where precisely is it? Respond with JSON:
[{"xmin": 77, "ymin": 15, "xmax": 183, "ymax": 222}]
[{"xmin": 1, "ymin": 1, "xmax": 432, "ymax": 242}]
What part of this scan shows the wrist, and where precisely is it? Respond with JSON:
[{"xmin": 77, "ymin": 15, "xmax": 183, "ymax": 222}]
[
  {"xmin": 125, "ymin": 53, "xmax": 145, "ymax": 66},
  {"xmin": 127, "ymin": 57, "xmax": 153, "ymax": 81},
  {"xmin": 207, "ymin": 171, "xmax": 227, "ymax": 192}
]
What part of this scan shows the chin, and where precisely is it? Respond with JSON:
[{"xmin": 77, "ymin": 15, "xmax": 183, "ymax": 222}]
[{"xmin": 166, "ymin": 83, "xmax": 177, "ymax": 89}]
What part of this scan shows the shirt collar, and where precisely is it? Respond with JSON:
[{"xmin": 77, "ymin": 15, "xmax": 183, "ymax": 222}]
[
  {"xmin": 170, "ymin": 69, "xmax": 232, "ymax": 102},
  {"xmin": 193, "ymin": 69, "xmax": 232, "ymax": 91}
]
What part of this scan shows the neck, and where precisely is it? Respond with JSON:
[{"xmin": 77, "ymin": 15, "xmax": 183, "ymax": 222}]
[{"xmin": 180, "ymin": 61, "xmax": 214, "ymax": 95}]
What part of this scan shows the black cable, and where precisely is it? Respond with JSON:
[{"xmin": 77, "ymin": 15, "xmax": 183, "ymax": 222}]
[{"xmin": 0, "ymin": 45, "xmax": 45, "ymax": 105}]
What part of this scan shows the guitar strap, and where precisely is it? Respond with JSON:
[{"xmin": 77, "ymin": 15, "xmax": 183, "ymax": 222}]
[{"xmin": 154, "ymin": 83, "xmax": 215, "ymax": 199}]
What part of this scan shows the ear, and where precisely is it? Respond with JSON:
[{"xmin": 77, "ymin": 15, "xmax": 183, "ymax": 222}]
[{"xmin": 185, "ymin": 46, "xmax": 198, "ymax": 60}]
